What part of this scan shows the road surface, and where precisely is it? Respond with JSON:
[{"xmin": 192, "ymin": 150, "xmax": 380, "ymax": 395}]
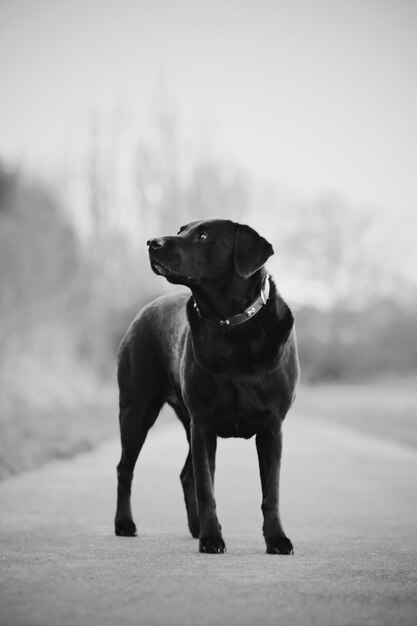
[{"xmin": 1, "ymin": 409, "xmax": 416, "ymax": 626}]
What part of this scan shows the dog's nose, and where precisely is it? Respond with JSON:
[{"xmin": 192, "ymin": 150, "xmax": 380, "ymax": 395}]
[{"xmin": 147, "ymin": 238, "xmax": 164, "ymax": 249}]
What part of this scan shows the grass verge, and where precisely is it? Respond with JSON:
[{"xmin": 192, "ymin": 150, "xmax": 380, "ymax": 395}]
[{"xmin": 0, "ymin": 354, "xmax": 118, "ymax": 480}]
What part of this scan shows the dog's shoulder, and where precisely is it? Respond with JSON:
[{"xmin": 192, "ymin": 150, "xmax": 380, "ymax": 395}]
[
  {"xmin": 144, "ymin": 290, "xmax": 190, "ymax": 321},
  {"xmin": 250, "ymin": 278, "xmax": 295, "ymax": 368},
  {"xmin": 119, "ymin": 290, "xmax": 190, "ymax": 353},
  {"xmin": 269, "ymin": 281, "xmax": 295, "ymax": 345}
]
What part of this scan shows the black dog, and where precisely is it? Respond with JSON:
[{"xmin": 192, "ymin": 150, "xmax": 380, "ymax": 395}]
[{"xmin": 115, "ymin": 219, "xmax": 300, "ymax": 554}]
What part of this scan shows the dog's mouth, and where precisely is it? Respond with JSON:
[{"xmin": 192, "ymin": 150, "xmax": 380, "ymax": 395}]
[
  {"xmin": 150, "ymin": 258, "xmax": 197, "ymax": 284},
  {"xmin": 151, "ymin": 259, "xmax": 171, "ymax": 276}
]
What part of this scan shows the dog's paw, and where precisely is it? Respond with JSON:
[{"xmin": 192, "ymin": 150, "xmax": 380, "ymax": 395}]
[
  {"xmin": 199, "ymin": 536, "xmax": 226, "ymax": 554},
  {"xmin": 265, "ymin": 535, "xmax": 294, "ymax": 555},
  {"xmin": 115, "ymin": 520, "xmax": 137, "ymax": 537}
]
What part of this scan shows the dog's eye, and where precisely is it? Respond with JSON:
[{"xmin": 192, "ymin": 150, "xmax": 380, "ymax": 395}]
[{"xmin": 198, "ymin": 232, "xmax": 209, "ymax": 241}]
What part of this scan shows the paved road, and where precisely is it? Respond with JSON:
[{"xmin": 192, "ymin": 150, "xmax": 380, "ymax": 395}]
[{"xmin": 1, "ymin": 409, "xmax": 416, "ymax": 626}]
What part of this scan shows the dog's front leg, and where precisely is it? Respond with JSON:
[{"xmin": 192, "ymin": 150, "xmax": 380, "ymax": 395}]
[
  {"xmin": 191, "ymin": 423, "xmax": 226, "ymax": 554},
  {"xmin": 256, "ymin": 425, "xmax": 294, "ymax": 554}
]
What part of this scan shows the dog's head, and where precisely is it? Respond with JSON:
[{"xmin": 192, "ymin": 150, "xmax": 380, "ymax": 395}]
[{"xmin": 147, "ymin": 219, "xmax": 274, "ymax": 285}]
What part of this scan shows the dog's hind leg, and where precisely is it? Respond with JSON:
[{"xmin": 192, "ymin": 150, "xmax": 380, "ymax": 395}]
[
  {"xmin": 115, "ymin": 395, "xmax": 162, "ymax": 537},
  {"xmin": 115, "ymin": 340, "xmax": 166, "ymax": 537}
]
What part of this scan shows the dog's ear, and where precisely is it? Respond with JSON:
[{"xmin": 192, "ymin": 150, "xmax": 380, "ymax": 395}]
[{"xmin": 234, "ymin": 224, "xmax": 274, "ymax": 279}]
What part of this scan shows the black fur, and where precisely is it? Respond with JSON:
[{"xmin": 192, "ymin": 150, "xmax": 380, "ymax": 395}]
[{"xmin": 115, "ymin": 219, "xmax": 300, "ymax": 554}]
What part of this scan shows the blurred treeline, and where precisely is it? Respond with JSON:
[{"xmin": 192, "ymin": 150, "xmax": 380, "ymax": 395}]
[{"xmin": 1, "ymin": 106, "xmax": 416, "ymax": 475}]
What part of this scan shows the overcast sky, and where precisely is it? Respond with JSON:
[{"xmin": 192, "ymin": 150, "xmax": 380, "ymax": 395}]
[{"xmin": 1, "ymin": 0, "xmax": 417, "ymax": 215}]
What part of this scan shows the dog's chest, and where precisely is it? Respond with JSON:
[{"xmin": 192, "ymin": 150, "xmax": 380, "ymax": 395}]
[{"xmin": 187, "ymin": 372, "xmax": 283, "ymax": 439}]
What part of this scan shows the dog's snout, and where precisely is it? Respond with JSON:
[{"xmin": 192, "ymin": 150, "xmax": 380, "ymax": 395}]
[
  {"xmin": 147, "ymin": 236, "xmax": 177, "ymax": 250},
  {"xmin": 147, "ymin": 237, "xmax": 164, "ymax": 250}
]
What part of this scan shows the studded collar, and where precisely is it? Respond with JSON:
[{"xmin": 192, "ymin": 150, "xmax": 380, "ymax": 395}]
[{"xmin": 193, "ymin": 274, "xmax": 271, "ymax": 328}]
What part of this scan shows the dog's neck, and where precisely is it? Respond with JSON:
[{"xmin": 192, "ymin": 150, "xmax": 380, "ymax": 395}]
[{"xmin": 190, "ymin": 269, "xmax": 269, "ymax": 326}]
